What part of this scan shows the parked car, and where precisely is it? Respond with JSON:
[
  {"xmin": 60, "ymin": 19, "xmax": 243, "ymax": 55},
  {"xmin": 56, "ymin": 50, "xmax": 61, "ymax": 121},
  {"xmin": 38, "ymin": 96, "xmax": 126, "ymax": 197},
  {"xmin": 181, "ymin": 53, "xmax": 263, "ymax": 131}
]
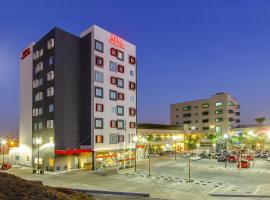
[
  {"xmin": 182, "ymin": 153, "xmax": 190, "ymax": 158},
  {"xmin": 1, "ymin": 163, "xmax": 12, "ymax": 170},
  {"xmin": 227, "ymin": 155, "xmax": 237, "ymax": 163},
  {"xmin": 237, "ymin": 160, "xmax": 250, "ymax": 168},
  {"xmin": 260, "ymin": 152, "xmax": 268, "ymax": 158},
  {"xmin": 191, "ymin": 155, "xmax": 201, "ymax": 161},
  {"xmin": 159, "ymin": 151, "xmax": 175, "ymax": 156},
  {"xmin": 217, "ymin": 156, "xmax": 227, "ymax": 162},
  {"xmin": 246, "ymin": 155, "xmax": 254, "ymax": 161}
]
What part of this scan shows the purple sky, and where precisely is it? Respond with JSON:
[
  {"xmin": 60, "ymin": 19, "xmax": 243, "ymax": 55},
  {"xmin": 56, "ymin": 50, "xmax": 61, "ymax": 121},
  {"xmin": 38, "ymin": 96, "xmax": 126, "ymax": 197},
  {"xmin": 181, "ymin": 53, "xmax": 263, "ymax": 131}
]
[{"xmin": 0, "ymin": 0, "xmax": 270, "ymax": 136}]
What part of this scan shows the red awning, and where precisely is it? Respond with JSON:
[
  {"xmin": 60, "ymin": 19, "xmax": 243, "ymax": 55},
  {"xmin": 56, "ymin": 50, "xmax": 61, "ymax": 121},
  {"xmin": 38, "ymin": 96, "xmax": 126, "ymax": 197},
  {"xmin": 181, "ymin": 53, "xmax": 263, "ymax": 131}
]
[{"xmin": 55, "ymin": 149, "xmax": 92, "ymax": 155}]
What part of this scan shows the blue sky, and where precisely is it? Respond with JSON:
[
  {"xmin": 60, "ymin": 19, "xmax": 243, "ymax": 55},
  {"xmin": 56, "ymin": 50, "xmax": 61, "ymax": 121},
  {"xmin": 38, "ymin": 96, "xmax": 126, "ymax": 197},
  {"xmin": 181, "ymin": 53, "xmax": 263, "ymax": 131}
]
[{"xmin": 0, "ymin": 0, "xmax": 270, "ymax": 135}]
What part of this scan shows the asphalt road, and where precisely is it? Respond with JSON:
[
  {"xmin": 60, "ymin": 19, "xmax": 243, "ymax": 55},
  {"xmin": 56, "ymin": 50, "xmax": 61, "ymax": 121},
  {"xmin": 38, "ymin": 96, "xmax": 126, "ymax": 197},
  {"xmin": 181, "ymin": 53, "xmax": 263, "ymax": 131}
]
[{"xmin": 5, "ymin": 156, "xmax": 270, "ymax": 200}]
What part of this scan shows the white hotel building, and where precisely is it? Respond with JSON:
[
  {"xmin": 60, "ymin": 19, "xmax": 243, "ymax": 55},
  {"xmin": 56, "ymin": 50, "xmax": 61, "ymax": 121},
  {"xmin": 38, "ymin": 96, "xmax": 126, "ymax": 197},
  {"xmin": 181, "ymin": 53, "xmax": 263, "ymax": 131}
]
[{"xmin": 19, "ymin": 25, "xmax": 137, "ymax": 171}]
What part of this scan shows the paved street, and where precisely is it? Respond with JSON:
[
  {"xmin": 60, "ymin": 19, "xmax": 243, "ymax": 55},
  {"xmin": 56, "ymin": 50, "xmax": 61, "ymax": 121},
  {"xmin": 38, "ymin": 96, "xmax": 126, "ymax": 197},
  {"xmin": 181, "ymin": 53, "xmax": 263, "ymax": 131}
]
[{"xmin": 5, "ymin": 156, "xmax": 270, "ymax": 200}]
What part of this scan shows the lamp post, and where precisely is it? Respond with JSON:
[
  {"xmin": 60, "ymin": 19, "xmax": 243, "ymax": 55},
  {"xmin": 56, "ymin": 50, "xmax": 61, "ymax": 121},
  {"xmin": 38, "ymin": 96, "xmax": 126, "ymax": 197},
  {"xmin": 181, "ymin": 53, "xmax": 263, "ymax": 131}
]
[{"xmin": 223, "ymin": 134, "xmax": 229, "ymax": 168}]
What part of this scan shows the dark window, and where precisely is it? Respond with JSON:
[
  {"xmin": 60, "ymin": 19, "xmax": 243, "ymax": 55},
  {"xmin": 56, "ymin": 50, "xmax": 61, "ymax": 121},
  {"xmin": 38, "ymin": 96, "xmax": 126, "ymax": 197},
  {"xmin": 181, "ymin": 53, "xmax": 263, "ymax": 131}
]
[
  {"xmin": 118, "ymin": 65, "xmax": 124, "ymax": 73},
  {"xmin": 236, "ymin": 119, "xmax": 240, "ymax": 123},
  {"xmin": 129, "ymin": 108, "xmax": 136, "ymax": 116},
  {"xmin": 183, "ymin": 113, "xmax": 191, "ymax": 118},
  {"xmin": 96, "ymin": 135, "xmax": 103, "ymax": 143},
  {"xmin": 118, "ymin": 93, "xmax": 125, "ymax": 100},
  {"xmin": 95, "ymin": 56, "xmax": 103, "ymax": 67},
  {"xmin": 202, "ymin": 111, "xmax": 209, "ymax": 116},
  {"xmin": 183, "ymin": 121, "xmax": 191, "ymax": 124},
  {"xmin": 228, "ymin": 110, "xmax": 234, "ymax": 114},
  {"xmin": 118, "ymin": 135, "xmax": 125, "ymax": 142},
  {"xmin": 130, "ymin": 122, "xmax": 136, "ymax": 128},
  {"xmin": 236, "ymin": 112, "xmax": 240, "ymax": 116},
  {"xmin": 129, "ymin": 82, "xmax": 136, "ymax": 90},
  {"xmin": 95, "ymin": 40, "xmax": 104, "ymax": 52},
  {"xmin": 229, "ymin": 118, "xmax": 234, "ymax": 122},
  {"xmin": 129, "ymin": 56, "xmax": 136, "ymax": 64},
  {"xmin": 202, "ymin": 127, "xmax": 209, "ymax": 130},
  {"xmin": 202, "ymin": 119, "xmax": 209, "ymax": 123},
  {"xmin": 111, "ymin": 48, "xmax": 117, "ymax": 56}
]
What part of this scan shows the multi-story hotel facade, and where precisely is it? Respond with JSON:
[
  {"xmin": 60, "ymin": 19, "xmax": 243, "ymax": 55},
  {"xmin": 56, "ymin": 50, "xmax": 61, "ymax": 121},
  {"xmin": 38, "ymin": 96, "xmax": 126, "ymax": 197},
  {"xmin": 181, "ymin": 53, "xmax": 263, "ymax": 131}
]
[
  {"xmin": 170, "ymin": 93, "xmax": 240, "ymax": 134},
  {"xmin": 19, "ymin": 25, "xmax": 137, "ymax": 171}
]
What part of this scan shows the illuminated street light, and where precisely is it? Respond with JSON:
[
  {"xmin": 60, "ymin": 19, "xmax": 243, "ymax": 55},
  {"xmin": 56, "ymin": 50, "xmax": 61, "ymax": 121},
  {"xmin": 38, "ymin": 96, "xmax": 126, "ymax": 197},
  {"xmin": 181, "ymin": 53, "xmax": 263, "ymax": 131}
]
[{"xmin": 248, "ymin": 131, "xmax": 254, "ymax": 136}]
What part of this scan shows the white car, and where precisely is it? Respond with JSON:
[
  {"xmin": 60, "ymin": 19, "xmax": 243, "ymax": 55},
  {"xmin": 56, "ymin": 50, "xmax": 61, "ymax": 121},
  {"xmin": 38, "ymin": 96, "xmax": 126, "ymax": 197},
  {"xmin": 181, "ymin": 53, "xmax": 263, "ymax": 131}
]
[{"xmin": 191, "ymin": 155, "xmax": 201, "ymax": 161}]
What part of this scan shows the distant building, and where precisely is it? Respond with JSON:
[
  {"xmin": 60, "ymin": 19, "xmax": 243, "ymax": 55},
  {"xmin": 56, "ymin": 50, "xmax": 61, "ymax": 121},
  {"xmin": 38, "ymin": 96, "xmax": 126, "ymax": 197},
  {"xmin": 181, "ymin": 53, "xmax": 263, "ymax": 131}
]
[
  {"xmin": 19, "ymin": 25, "xmax": 137, "ymax": 171},
  {"xmin": 170, "ymin": 93, "xmax": 240, "ymax": 134}
]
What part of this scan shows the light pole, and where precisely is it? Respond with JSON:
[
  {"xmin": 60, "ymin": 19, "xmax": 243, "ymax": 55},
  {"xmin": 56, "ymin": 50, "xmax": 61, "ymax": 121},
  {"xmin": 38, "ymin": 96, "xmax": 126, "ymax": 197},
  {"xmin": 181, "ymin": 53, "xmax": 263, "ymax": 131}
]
[{"xmin": 224, "ymin": 134, "xmax": 229, "ymax": 168}]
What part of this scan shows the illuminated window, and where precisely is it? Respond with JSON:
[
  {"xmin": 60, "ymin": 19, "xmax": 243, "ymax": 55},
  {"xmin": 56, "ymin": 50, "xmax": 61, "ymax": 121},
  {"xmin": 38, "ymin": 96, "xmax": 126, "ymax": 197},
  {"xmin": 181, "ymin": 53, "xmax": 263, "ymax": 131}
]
[
  {"xmin": 117, "ymin": 120, "xmax": 125, "ymax": 129},
  {"xmin": 117, "ymin": 105, "xmax": 124, "ymax": 116},
  {"xmin": 215, "ymin": 109, "xmax": 223, "ymax": 114},
  {"xmin": 35, "ymin": 62, "xmax": 43, "ymax": 74},
  {"xmin": 117, "ymin": 78, "xmax": 124, "ymax": 88},
  {"xmin": 202, "ymin": 103, "xmax": 209, "ymax": 108},
  {"xmin": 215, "ymin": 102, "xmax": 223, "ymax": 107},
  {"xmin": 47, "ymin": 87, "xmax": 54, "ymax": 97},
  {"xmin": 38, "ymin": 122, "xmax": 43, "ymax": 130},
  {"xmin": 118, "ymin": 93, "xmax": 124, "ymax": 100},
  {"xmin": 32, "ymin": 108, "xmax": 38, "ymax": 116},
  {"xmin": 47, "ymin": 71, "xmax": 54, "ymax": 81},
  {"xmin": 96, "ymin": 104, "xmax": 104, "ymax": 112},
  {"xmin": 38, "ymin": 108, "xmax": 43, "ymax": 115},
  {"xmin": 118, "ymin": 65, "xmax": 124, "ymax": 73},
  {"xmin": 95, "ymin": 118, "xmax": 103, "ymax": 129},
  {"xmin": 95, "ymin": 71, "xmax": 103, "ymax": 83},
  {"xmin": 183, "ymin": 106, "xmax": 192, "ymax": 111},
  {"xmin": 215, "ymin": 117, "xmax": 223, "ymax": 122},
  {"xmin": 228, "ymin": 101, "xmax": 234, "ymax": 106},
  {"xmin": 130, "ymin": 122, "xmax": 136, "ymax": 128},
  {"xmin": 118, "ymin": 135, "xmax": 124, "ymax": 142},
  {"xmin": 95, "ymin": 135, "xmax": 103, "ymax": 143},
  {"xmin": 47, "ymin": 39, "xmax": 54, "ymax": 49},
  {"xmin": 95, "ymin": 87, "xmax": 103, "ymax": 98},
  {"xmin": 95, "ymin": 56, "xmax": 103, "ymax": 67},
  {"xmin": 49, "ymin": 56, "xmax": 54, "ymax": 65},
  {"xmin": 129, "ymin": 56, "xmax": 136, "ymax": 64},
  {"xmin": 49, "ymin": 104, "xmax": 54, "ymax": 112},
  {"xmin": 33, "ymin": 80, "xmax": 39, "ymax": 88},
  {"xmin": 110, "ymin": 77, "xmax": 117, "ymax": 85},
  {"xmin": 35, "ymin": 92, "xmax": 43, "ymax": 102},
  {"xmin": 47, "ymin": 120, "xmax": 54, "ymax": 129},
  {"xmin": 39, "ymin": 49, "xmax": 43, "ymax": 57},
  {"xmin": 109, "ymin": 61, "xmax": 117, "ymax": 72},
  {"xmin": 117, "ymin": 50, "xmax": 124, "ymax": 61},
  {"xmin": 129, "ymin": 82, "xmax": 136, "ymax": 90},
  {"xmin": 109, "ymin": 90, "xmax": 117, "ymax": 101},
  {"xmin": 95, "ymin": 40, "xmax": 103, "ymax": 53},
  {"xmin": 110, "ymin": 120, "xmax": 117, "ymax": 128},
  {"xmin": 129, "ymin": 108, "xmax": 136, "ymax": 116},
  {"xmin": 215, "ymin": 126, "xmax": 222, "ymax": 133},
  {"xmin": 109, "ymin": 134, "xmax": 118, "ymax": 144}
]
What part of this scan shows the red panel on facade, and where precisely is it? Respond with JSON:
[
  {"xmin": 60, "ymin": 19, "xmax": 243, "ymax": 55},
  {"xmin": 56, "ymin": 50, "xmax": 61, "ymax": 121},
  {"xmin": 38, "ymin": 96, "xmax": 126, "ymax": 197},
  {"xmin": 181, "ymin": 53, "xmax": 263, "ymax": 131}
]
[{"xmin": 55, "ymin": 149, "xmax": 92, "ymax": 155}]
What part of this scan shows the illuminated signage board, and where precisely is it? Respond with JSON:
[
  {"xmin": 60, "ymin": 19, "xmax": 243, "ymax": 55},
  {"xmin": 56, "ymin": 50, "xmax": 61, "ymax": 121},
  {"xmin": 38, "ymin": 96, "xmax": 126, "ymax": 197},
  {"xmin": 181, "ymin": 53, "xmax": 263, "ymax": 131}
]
[
  {"xmin": 21, "ymin": 48, "xmax": 31, "ymax": 60},
  {"xmin": 109, "ymin": 34, "xmax": 125, "ymax": 49}
]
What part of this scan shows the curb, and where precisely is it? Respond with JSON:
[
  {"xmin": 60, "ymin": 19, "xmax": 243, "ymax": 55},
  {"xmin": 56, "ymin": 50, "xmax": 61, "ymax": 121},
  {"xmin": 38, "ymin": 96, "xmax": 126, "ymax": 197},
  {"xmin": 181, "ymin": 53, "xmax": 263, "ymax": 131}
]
[{"xmin": 209, "ymin": 193, "xmax": 270, "ymax": 198}]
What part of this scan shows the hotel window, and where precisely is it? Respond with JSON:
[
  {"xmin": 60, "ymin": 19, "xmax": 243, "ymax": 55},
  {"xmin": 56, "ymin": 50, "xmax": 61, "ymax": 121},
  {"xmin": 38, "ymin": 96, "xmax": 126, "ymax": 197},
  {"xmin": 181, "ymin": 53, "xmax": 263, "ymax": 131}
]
[
  {"xmin": 117, "ymin": 78, "xmax": 124, "ymax": 88},
  {"xmin": 215, "ymin": 126, "xmax": 222, "ymax": 133},
  {"xmin": 109, "ymin": 61, "xmax": 117, "ymax": 72},
  {"xmin": 202, "ymin": 127, "xmax": 209, "ymax": 130},
  {"xmin": 34, "ymin": 123, "xmax": 38, "ymax": 130},
  {"xmin": 117, "ymin": 105, "xmax": 124, "ymax": 116},
  {"xmin": 95, "ymin": 135, "xmax": 104, "ymax": 143},
  {"xmin": 38, "ymin": 108, "xmax": 43, "ymax": 115},
  {"xmin": 228, "ymin": 101, "xmax": 234, "ymax": 106},
  {"xmin": 109, "ymin": 134, "xmax": 118, "ymax": 144},
  {"xmin": 35, "ymin": 92, "xmax": 43, "ymax": 102},
  {"xmin": 130, "ymin": 122, "xmax": 136, "ymax": 128},
  {"xmin": 95, "ymin": 56, "xmax": 104, "ymax": 67},
  {"xmin": 95, "ymin": 87, "xmax": 103, "ymax": 98},
  {"xmin": 96, "ymin": 104, "xmax": 104, "ymax": 112},
  {"xmin": 111, "ymin": 106, "xmax": 117, "ymax": 114},
  {"xmin": 236, "ymin": 119, "xmax": 240, "ymax": 123},
  {"xmin": 110, "ymin": 48, "xmax": 117, "ymax": 56},
  {"xmin": 38, "ymin": 78, "xmax": 43, "ymax": 86},
  {"xmin": 47, "ymin": 120, "xmax": 54, "ymax": 129},
  {"xmin": 47, "ymin": 38, "xmax": 55, "ymax": 49},
  {"xmin": 39, "ymin": 49, "xmax": 43, "ymax": 57},
  {"xmin": 95, "ymin": 40, "xmax": 103, "ymax": 53},
  {"xmin": 109, "ymin": 90, "xmax": 117, "ymax": 101},
  {"xmin": 202, "ymin": 103, "xmax": 209, "ymax": 108},
  {"xmin": 215, "ymin": 102, "xmax": 223, "ymax": 107},
  {"xmin": 129, "ymin": 81, "xmax": 136, "ymax": 90},
  {"xmin": 47, "ymin": 87, "xmax": 54, "ymax": 97},
  {"xmin": 47, "ymin": 71, "xmax": 54, "ymax": 81},
  {"xmin": 110, "ymin": 120, "xmax": 117, "ymax": 128},
  {"xmin": 95, "ymin": 118, "xmax": 103, "ymax": 129},
  {"xmin": 38, "ymin": 122, "xmax": 43, "ymax": 130},
  {"xmin": 110, "ymin": 77, "xmax": 117, "ymax": 85},
  {"xmin": 32, "ymin": 108, "xmax": 38, "ymax": 116},
  {"xmin": 183, "ymin": 113, "xmax": 191, "ymax": 118},
  {"xmin": 117, "ymin": 50, "xmax": 124, "ymax": 61},
  {"xmin": 118, "ymin": 93, "xmax": 124, "ymax": 100},
  {"xmin": 33, "ymin": 80, "xmax": 39, "ymax": 88},
  {"xmin": 228, "ymin": 110, "xmax": 234, "ymax": 114},
  {"xmin": 236, "ymin": 112, "xmax": 240, "ymax": 116},
  {"xmin": 118, "ymin": 135, "xmax": 125, "ymax": 142},
  {"xmin": 33, "ymin": 51, "xmax": 39, "ymax": 60},
  {"xmin": 49, "ymin": 104, "xmax": 54, "ymax": 112},
  {"xmin": 35, "ymin": 62, "xmax": 43, "ymax": 74},
  {"xmin": 129, "ymin": 108, "xmax": 136, "ymax": 116},
  {"xmin": 215, "ymin": 109, "xmax": 223, "ymax": 114},
  {"xmin": 95, "ymin": 71, "xmax": 104, "ymax": 83},
  {"xmin": 117, "ymin": 120, "xmax": 125, "ymax": 129},
  {"xmin": 183, "ymin": 120, "xmax": 191, "ymax": 124},
  {"xmin": 202, "ymin": 119, "xmax": 209, "ymax": 123},
  {"xmin": 129, "ymin": 56, "xmax": 136, "ymax": 64},
  {"xmin": 202, "ymin": 111, "xmax": 209, "ymax": 116},
  {"xmin": 215, "ymin": 117, "xmax": 223, "ymax": 122},
  {"xmin": 118, "ymin": 65, "xmax": 124, "ymax": 73},
  {"xmin": 183, "ymin": 106, "xmax": 192, "ymax": 111},
  {"xmin": 229, "ymin": 118, "xmax": 234, "ymax": 122},
  {"xmin": 49, "ymin": 56, "xmax": 54, "ymax": 65},
  {"xmin": 130, "ymin": 70, "xmax": 135, "ymax": 77}
]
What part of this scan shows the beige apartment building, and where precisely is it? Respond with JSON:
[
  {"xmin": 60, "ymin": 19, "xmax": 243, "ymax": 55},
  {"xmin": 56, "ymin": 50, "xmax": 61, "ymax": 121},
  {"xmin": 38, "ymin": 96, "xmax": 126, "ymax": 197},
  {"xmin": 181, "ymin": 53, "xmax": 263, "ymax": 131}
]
[{"xmin": 170, "ymin": 93, "xmax": 240, "ymax": 134}]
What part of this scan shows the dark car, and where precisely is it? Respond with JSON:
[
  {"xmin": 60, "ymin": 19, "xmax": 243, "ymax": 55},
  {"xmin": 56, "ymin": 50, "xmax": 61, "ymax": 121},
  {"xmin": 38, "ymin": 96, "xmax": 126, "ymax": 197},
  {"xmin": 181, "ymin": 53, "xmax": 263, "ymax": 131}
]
[{"xmin": 1, "ymin": 163, "xmax": 12, "ymax": 170}]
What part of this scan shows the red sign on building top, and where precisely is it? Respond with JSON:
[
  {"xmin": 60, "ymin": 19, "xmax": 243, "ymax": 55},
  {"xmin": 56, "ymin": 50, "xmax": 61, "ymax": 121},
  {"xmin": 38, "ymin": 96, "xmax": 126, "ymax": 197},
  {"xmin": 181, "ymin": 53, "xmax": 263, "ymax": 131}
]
[
  {"xmin": 109, "ymin": 34, "xmax": 125, "ymax": 49},
  {"xmin": 21, "ymin": 48, "xmax": 31, "ymax": 60}
]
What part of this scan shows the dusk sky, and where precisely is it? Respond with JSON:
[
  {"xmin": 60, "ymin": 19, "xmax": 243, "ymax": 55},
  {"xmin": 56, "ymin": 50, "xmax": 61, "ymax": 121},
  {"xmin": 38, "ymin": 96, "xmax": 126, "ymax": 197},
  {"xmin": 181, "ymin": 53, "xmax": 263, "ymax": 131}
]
[{"xmin": 1, "ymin": 0, "xmax": 270, "ymax": 136}]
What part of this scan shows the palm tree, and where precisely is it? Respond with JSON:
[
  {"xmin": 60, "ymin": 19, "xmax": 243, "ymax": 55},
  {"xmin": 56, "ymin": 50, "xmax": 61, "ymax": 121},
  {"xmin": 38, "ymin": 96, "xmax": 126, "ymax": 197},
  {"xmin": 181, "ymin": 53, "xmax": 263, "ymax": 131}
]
[{"xmin": 206, "ymin": 133, "xmax": 217, "ymax": 168}]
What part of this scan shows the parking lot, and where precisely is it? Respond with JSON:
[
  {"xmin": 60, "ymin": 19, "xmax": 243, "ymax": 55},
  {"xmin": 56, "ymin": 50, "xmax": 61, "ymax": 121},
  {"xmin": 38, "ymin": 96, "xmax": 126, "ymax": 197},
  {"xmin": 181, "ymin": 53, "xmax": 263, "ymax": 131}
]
[{"xmin": 5, "ymin": 156, "xmax": 270, "ymax": 200}]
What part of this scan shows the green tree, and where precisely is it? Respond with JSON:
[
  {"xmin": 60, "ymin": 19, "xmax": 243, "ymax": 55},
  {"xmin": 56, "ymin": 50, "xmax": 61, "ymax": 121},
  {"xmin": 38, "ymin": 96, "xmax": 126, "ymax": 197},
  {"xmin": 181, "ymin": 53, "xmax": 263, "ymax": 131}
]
[{"xmin": 255, "ymin": 117, "xmax": 266, "ymax": 125}]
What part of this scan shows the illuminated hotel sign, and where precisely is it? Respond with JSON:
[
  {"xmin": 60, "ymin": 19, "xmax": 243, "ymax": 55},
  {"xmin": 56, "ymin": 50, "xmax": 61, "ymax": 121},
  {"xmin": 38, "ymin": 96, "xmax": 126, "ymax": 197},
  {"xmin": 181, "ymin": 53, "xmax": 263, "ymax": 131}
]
[
  {"xmin": 21, "ymin": 48, "xmax": 31, "ymax": 60},
  {"xmin": 109, "ymin": 34, "xmax": 125, "ymax": 49}
]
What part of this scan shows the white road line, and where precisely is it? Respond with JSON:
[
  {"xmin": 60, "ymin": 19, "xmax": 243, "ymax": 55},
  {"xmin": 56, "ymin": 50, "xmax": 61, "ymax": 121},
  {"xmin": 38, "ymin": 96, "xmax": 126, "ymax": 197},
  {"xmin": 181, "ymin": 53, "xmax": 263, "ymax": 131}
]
[{"xmin": 253, "ymin": 185, "xmax": 262, "ymax": 194}]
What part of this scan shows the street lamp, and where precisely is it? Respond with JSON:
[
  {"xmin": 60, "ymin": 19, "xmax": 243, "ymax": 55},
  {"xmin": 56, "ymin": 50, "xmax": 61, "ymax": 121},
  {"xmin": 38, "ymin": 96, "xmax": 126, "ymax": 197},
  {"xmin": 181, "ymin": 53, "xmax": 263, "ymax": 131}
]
[
  {"xmin": 1, "ymin": 139, "xmax": 6, "ymax": 166},
  {"xmin": 223, "ymin": 134, "xmax": 229, "ymax": 168},
  {"xmin": 133, "ymin": 136, "xmax": 139, "ymax": 172}
]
